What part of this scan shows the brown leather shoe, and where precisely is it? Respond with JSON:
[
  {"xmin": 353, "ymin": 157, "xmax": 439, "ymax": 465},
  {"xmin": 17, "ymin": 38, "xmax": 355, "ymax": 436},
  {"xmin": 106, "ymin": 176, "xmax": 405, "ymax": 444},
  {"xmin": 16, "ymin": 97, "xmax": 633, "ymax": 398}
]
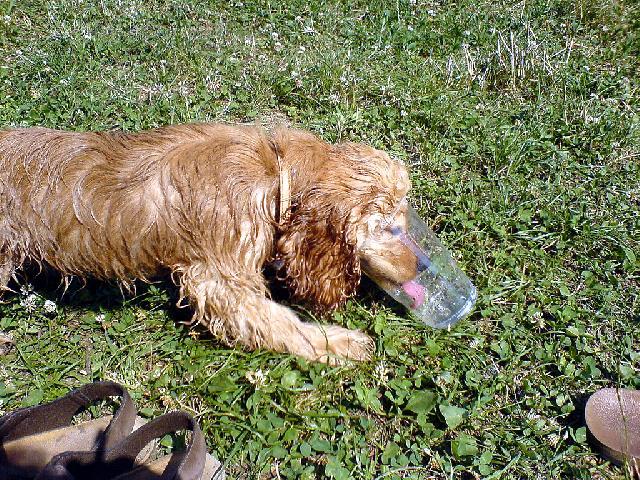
[
  {"xmin": 585, "ymin": 388, "xmax": 640, "ymax": 477},
  {"xmin": 36, "ymin": 411, "xmax": 224, "ymax": 480},
  {"xmin": 0, "ymin": 381, "xmax": 148, "ymax": 479}
]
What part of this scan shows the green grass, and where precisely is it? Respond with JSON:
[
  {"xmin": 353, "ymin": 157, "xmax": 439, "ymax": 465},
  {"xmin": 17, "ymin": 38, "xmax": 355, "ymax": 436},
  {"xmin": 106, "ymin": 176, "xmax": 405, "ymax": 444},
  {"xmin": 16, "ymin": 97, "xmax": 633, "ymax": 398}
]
[{"xmin": 1, "ymin": 0, "xmax": 639, "ymax": 478}]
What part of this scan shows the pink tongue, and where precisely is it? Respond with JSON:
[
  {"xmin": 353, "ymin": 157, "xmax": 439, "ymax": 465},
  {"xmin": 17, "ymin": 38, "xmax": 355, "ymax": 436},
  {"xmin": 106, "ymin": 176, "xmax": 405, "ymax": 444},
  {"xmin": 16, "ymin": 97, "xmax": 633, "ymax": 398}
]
[{"xmin": 402, "ymin": 280, "xmax": 425, "ymax": 309}]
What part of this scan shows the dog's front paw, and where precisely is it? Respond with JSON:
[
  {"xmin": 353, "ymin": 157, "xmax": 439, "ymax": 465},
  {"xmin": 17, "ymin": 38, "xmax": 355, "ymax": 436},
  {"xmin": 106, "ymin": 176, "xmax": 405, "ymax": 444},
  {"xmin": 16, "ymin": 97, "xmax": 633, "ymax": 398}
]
[{"xmin": 321, "ymin": 326, "xmax": 374, "ymax": 364}]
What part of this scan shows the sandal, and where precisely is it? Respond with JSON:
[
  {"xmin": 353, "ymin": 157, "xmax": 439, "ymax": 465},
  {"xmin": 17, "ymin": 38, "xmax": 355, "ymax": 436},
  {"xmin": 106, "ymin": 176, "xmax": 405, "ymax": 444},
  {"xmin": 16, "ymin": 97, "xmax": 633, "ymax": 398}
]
[
  {"xmin": 36, "ymin": 411, "xmax": 224, "ymax": 480},
  {"xmin": 585, "ymin": 387, "xmax": 640, "ymax": 477},
  {"xmin": 0, "ymin": 381, "xmax": 150, "ymax": 478}
]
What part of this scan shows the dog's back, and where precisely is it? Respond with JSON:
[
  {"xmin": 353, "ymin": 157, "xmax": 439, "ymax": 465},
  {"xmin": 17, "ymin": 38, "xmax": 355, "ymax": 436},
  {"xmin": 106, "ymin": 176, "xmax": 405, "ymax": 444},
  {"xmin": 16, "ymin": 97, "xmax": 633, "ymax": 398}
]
[{"xmin": 0, "ymin": 124, "xmax": 280, "ymax": 288}]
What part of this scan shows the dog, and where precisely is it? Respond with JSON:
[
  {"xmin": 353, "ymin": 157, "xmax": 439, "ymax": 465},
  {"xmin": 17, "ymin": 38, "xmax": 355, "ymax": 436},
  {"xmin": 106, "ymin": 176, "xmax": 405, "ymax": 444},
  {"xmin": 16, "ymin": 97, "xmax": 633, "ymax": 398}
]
[{"xmin": 0, "ymin": 124, "xmax": 419, "ymax": 363}]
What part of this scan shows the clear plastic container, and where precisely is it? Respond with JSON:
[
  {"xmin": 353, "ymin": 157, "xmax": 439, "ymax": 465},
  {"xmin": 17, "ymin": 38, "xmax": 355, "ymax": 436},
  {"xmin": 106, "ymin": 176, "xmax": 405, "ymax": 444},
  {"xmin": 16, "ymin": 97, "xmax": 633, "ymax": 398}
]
[{"xmin": 370, "ymin": 205, "xmax": 477, "ymax": 329}]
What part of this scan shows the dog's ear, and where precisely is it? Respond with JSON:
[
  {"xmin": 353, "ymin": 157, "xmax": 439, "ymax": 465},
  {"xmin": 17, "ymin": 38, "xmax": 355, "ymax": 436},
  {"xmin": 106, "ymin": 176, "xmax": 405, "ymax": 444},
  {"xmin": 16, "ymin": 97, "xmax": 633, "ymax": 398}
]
[{"xmin": 275, "ymin": 193, "xmax": 361, "ymax": 312}]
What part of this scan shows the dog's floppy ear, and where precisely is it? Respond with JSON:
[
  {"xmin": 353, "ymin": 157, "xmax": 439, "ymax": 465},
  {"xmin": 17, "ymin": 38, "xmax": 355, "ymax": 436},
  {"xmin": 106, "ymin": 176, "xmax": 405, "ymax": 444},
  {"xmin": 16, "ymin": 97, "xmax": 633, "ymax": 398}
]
[{"xmin": 275, "ymin": 192, "xmax": 361, "ymax": 312}]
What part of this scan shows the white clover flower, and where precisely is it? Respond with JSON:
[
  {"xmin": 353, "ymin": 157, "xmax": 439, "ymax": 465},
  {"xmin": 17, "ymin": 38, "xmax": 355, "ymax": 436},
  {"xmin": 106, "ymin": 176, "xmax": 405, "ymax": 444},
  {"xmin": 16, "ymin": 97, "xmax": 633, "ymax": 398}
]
[
  {"xmin": 374, "ymin": 361, "xmax": 389, "ymax": 382},
  {"xmin": 246, "ymin": 369, "xmax": 269, "ymax": 387},
  {"xmin": 20, "ymin": 294, "xmax": 38, "ymax": 312},
  {"xmin": 526, "ymin": 411, "xmax": 541, "ymax": 420},
  {"xmin": 95, "ymin": 313, "xmax": 106, "ymax": 323},
  {"xmin": 20, "ymin": 284, "xmax": 33, "ymax": 296},
  {"xmin": 43, "ymin": 300, "xmax": 57, "ymax": 314}
]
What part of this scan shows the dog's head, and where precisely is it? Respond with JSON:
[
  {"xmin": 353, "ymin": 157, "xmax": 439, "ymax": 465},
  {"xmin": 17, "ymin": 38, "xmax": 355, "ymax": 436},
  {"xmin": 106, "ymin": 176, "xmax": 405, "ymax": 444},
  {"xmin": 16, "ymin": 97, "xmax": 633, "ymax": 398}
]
[{"xmin": 275, "ymin": 138, "xmax": 422, "ymax": 312}]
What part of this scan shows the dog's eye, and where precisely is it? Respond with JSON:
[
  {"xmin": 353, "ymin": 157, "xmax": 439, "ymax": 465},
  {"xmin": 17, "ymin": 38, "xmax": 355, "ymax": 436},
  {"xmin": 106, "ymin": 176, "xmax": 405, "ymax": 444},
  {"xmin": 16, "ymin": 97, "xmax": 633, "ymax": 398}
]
[{"xmin": 388, "ymin": 226, "xmax": 402, "ymax": 236}]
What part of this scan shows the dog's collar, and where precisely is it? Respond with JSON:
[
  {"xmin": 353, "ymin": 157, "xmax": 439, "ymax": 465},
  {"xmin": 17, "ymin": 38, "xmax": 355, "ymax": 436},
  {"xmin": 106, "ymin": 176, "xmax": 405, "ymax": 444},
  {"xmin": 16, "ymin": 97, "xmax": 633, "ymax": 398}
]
[{"xmin": 277, "ymin": 155, "xmax": 291, "ymax": 224}]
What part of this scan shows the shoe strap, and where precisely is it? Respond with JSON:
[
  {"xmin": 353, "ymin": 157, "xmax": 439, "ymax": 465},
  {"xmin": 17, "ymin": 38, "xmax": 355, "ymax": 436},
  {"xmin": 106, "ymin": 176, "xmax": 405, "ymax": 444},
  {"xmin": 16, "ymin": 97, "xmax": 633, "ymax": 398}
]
[
  {"xmin": 37, "ymin": 411, "xmax": 207, "ymax": 480},
  {"xmin": 0, "ymin": 381, "xmax": 136, "ymax": 450},
  {"xmin": 105, "ymin": 410, "xmax": 206, "ymax": 480}
]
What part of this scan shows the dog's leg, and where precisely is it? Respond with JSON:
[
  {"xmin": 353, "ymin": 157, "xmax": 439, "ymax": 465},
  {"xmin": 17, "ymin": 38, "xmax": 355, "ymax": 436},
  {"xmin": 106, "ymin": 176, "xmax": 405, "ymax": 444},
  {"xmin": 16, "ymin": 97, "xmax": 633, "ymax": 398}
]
[
  {"xmin": 180, "ymin": 265, "xmax": 373, "ymax": 363},
  {"xmin": 236, "ymin": 296, "xmax": 374, "ymax": 364}
]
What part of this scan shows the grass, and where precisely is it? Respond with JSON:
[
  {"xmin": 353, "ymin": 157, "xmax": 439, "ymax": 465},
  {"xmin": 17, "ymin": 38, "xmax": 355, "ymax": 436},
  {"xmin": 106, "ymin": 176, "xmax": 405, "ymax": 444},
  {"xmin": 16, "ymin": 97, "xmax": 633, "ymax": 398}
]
[{"xmin": 0, "ymin": 0, "xmax": 639, "ymax": 478}]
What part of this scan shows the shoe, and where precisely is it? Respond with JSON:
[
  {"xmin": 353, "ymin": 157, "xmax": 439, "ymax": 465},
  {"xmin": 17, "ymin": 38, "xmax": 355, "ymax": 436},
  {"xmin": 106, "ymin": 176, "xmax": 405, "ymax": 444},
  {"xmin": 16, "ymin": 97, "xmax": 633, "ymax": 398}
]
[
  {"xmin": 0, "ymin": 381, "xmax": 150, "ymax": 479},
  {"xmin": 585, "ymin": 387, "xmax": 640, "ymax": 477},
  {"xmin": 36, "ymin": 411, "xmax": 224, "ymax": 480}
]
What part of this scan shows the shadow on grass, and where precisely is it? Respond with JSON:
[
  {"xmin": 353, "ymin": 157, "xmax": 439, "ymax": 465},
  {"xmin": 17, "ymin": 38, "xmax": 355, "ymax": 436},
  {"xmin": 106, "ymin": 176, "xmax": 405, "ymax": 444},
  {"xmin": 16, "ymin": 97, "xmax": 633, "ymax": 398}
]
[
  {"xmin": 7, "ymin": 263, "xmax": 193, "ymax": 324},
  {"xmin": 8, "ymin": 262, "xmax": 404, "ymax": 331}
]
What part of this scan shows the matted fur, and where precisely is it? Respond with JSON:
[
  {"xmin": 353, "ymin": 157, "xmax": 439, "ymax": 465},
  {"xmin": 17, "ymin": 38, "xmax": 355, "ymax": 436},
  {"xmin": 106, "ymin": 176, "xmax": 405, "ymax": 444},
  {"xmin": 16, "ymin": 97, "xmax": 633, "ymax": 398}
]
[{"xmin": 0, "ymin": 124, "xmax": 413, "ymax": 363}]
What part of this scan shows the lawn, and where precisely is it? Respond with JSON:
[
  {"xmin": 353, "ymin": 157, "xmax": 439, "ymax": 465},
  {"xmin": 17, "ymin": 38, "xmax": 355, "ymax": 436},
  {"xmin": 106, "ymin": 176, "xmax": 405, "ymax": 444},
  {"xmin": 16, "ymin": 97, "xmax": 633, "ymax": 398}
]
[{"xmin": 0, "ymin": 0, "xmax": 638, "ymax": 478}]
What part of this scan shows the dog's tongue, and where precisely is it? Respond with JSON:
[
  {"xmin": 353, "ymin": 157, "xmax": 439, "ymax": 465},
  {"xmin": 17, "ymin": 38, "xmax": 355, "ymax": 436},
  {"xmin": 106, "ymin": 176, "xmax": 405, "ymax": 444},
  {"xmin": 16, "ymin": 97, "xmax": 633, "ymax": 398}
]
[{"xmin": 402, "ymin": 280, "xmax": 425, "ymax": 309}]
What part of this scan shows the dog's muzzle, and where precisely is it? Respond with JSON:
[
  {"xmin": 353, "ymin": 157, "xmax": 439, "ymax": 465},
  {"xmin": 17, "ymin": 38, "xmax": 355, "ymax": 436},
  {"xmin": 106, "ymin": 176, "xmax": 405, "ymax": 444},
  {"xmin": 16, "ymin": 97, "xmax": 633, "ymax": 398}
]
[{"xmin": 372, "ymin": 204, "xmax": 477, "ymax": 329}]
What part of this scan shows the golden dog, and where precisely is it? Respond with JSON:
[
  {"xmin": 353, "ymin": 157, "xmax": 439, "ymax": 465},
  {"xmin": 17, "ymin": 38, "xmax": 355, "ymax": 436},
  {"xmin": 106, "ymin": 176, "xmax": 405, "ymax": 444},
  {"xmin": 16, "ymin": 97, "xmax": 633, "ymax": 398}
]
[{"xmin": 0, "ymin": 124, "xmax": 419, "ymax": 363}]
